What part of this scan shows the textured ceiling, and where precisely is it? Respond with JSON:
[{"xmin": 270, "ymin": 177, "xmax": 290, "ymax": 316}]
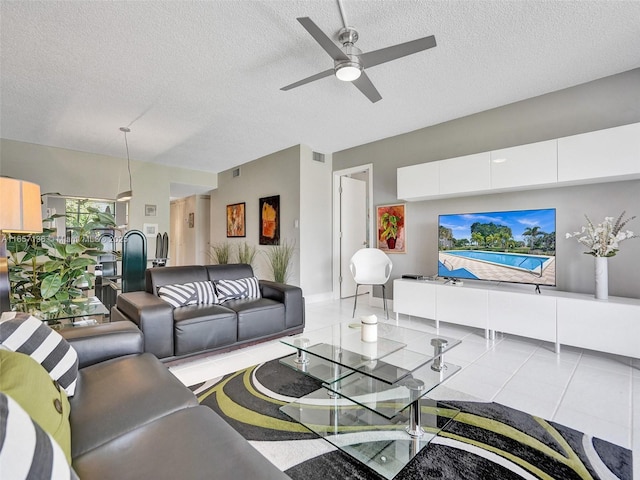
[{"xmin": 1, "ymin": 0, "xmax": 639, "ymax": 174}]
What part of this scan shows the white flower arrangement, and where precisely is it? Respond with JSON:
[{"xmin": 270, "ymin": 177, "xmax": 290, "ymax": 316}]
[{"xmin": 566, "ymin": 211, "xmax": 637, "ymax": 257}]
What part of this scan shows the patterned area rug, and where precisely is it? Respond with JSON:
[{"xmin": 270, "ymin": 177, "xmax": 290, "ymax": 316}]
[{"xmin": 191, "ymin": 358, "xmax": 632, "ymax": 480}]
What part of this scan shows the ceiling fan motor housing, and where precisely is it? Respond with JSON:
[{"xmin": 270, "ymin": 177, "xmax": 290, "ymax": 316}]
[{"xmin": 334, "ymin": 26, "xmax": 363, "ymax": 81}]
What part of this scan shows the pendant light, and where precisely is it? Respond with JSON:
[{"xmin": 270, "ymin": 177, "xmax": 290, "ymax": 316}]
[{"xmin": 116, "ymin": 126, "xmax": 133, "ymax": 202}]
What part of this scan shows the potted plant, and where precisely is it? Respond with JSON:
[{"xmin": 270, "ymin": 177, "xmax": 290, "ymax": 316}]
[
  {"xmin": 7, "ymin": 207, "xmax": 117, "ymax": 304},
  {"xmin": 263, "ymin": 239, "xmax": 295, "ymax": 283},
  {"xmin": 208, "ymin": 241, "xmax": 232, "ymax": 264},
  {"xmin": 237, "ymin": 241, "xmax": 257, "ymax": 268}
]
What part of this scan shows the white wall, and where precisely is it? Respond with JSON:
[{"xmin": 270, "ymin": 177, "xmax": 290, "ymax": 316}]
[
  {"xmin": 169, "ymin": 195, "xmax": 210, "ymax": 266},
  {"xmin": 300, "ymin": 145, "xmax": 333, "ymax": 300},
  {"xmin": 0, "ymin": 139, "xmax": 217, "ymax": 256}
]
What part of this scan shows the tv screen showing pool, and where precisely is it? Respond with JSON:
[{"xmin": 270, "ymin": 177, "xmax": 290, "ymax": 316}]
[{"xmin": 438, "ymin": 208, "xmax": 556, "ymax": 286}]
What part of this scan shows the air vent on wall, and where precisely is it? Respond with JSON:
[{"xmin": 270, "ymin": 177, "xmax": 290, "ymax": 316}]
[
  {"xmin": 312, "ymin": 151, "xmax": 325, "ymax": 163},
  {"xmin": 232, "ymin": 168, "xmax": 241, "ymax": 178}
]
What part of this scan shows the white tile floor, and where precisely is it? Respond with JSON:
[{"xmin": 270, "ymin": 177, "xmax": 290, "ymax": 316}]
[{"xmin": 169, "ymin": 297, "xmax": 638, "ymax": 473}]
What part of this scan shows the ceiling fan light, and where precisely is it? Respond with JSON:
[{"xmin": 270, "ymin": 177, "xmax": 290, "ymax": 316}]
[{"xmin": 335, "ymin": 63, "xmax": 362, "ymax": 82}]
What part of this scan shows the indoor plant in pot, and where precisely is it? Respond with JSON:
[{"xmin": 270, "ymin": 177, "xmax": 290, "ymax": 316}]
[
  {"xmin": 566, "ymin": 211, "xmax": 637, "ymax": 299},
  {"xmin": 7, "ymin": 207, "xmax": 117, "ymax": 308}
]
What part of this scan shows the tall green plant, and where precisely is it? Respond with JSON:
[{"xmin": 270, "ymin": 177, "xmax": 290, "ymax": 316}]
[
  {"xmin": 263, "ymin": 239, "xmax": 295, "ymax": 283},
  {"xmin": 7, "ymin": 207, "xmax": 116, "ymax": 303},
  {"xmin": 208, "ymin": 241, "xmax": 232, "ymax": 264},
  {"xmin": 237, "ymin": 241, "xmax": 257, "ymax": 267}
]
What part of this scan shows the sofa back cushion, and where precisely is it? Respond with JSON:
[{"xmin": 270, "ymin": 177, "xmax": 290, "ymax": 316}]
[
  {"xmin": 146, "ymin": 265, "xmax": 209, "ymax": 295},
  {"xmin": 205, "ymin": 263, "xmax": 254, "ymax": 282}
]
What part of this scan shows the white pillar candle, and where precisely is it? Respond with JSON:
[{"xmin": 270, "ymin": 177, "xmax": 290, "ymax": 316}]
[{"xmin": 360, "ymin": 314, "xmax": 378, "ymax": 343}]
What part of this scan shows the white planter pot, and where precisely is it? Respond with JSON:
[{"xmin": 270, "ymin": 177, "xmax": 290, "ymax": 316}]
[{"xmin": 594, "ymin": 256, "xmax": 608, "ymax": 300}]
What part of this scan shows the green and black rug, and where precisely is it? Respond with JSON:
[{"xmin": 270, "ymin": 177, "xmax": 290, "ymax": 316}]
[{"xmin": 190, "ymin": 359, "xmax": 632, "ymax": 480}]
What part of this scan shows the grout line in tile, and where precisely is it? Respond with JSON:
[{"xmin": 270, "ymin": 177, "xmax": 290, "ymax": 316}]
[{"xmin": 550, "ymin": 350, "xmax": 583, "ymax": 420}]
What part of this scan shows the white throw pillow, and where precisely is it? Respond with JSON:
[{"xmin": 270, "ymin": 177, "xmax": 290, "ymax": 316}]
[
  {"xmin": 0, "ymin": 392, "xmax": 78, "ymax": 479},
  {"xmin": 0, "ymin": 313, "xmax": 79, "ymax": 397},
  {"xmin": 157, "ymin": 281, "xmax": 218, "ymax": 308},
  {"xmin": 215, "ymin": 277, "xmax": 261, "ymax": 302}
]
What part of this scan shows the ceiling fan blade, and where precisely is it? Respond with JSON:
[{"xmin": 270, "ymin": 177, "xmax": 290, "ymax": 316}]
[
  {"xmin": 281, "ymin": 68, "xmax": 335, "ymax": 91},
  {"xmin": 352, "ymin": 71, "xmax": 382, "ymax": 103},
  {"xmin": 297, "ymin": 17, "xmax": 349, "ymax": 62},
  {"xmin": 361, "ymin": 35, "xmax": 436, "ymax": 69}
]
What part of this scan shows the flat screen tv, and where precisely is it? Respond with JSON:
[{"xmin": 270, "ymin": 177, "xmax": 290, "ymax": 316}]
[{"xmin": 438, "ymin": 208, "xmax": 556, "ymax": 287}]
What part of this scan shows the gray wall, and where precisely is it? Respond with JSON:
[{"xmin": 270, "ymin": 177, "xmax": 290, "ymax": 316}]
[
  {"xmin": 333, "ymin": 68, "xmax": 640, "ymax": 299},
  {"xmin": 211, "ymin": 146, "xmax": 302, "ymax": 284}
]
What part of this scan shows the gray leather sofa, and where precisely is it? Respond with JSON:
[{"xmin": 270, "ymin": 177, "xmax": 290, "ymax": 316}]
[
  {"xmin": 61, "ymin": 321, "xmax": 288, "ymax": 479},
  {"xmin": 111, "ymin": 264, "xmax": 305, "ymax": 362}
]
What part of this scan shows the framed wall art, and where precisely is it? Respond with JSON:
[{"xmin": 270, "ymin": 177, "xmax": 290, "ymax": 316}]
[
  {"xmin": 145, "ymin": 204, "xmax": 157, "ymax": 216},
  {"xmin": 143, "ymin": 223, "xmax": 158, "ymax": 237},
  {"xmin": 226, "ymin": 202, "xmax": 246, "ymax": 237},
  {"xmin": 259, "ymin": 195, "xmax": 280, "ymax": 245},
  {"xmin": 376, "ymin": 203, "xmax": 406, "ymax": 254}
]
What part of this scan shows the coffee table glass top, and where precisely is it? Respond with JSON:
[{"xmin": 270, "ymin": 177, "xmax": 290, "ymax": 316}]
[
  {"xmin": 12, "ymin": 296, "xmax": 109, "ymax": 326},
  {"xmin": 280, "ymin": 322, "xmax": 463, "ymax": 480},
  {"xmin": 280, "ymin": 393, "xmax": 459, "ymax": 480},
  {"xmin": 280, "ymin": 322, "xmax": 460, "ymax": 385}
]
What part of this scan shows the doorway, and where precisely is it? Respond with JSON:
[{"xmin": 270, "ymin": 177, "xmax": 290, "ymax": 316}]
[{"xmin": 332, "ymin": 164, "xmax": 374, "ymax": 299}]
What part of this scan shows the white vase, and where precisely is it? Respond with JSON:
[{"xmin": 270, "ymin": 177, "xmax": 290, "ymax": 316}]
[{"xmin": 594, "ymin": 256, "xmax": 608, "ymax": 300}]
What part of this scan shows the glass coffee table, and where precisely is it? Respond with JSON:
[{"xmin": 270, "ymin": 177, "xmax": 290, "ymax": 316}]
[
  {"xmin": 12, "ymin": 296, "xmax": 109, "ymax": 329},
  {"xmin": 279, "ymin": 322, "xmax": 461, "ymax": 479}
]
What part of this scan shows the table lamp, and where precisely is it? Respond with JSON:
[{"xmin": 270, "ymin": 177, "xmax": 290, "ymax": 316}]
[{"xmin": 0, "ymin": 177, "xmax": 43, "ymax": 313}]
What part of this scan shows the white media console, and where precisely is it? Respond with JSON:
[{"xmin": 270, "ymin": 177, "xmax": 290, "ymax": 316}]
[{"xmin": 393, "ymin": 278, "xmax": 640, "ymax": 359}]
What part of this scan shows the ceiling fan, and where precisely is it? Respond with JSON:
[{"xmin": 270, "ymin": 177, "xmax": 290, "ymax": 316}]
[{"xmin": 281, "ymin": 3, "xmax": 437, "ymax": 103}]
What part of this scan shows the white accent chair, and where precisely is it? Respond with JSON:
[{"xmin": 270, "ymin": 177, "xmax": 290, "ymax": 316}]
[{"xmin": 349, "ymin": 248, "xmax": 393, "ymax": 319}]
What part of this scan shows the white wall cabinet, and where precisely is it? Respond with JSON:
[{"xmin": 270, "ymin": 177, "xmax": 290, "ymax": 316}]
[
  {"xmin": 490, "ymin": 139, "xmax": 557, "ymax": 189},
  {"xmin": 394, "ymin": 279, "xmax": 640, "ymax": 358},
  {"xmin": 397, "ymin": 123, "xmax": 640, "ymax": 201},
  {"xmin": 397, "ymin": 161, "xmax": 438, "ymax": 201},
  {"xmin": 438, "ymin": 153, "xmax": 491, "ymax": 196},
  {"xmin": 557, "ymin": 122, "xmax": 640, "ymax": 184}
]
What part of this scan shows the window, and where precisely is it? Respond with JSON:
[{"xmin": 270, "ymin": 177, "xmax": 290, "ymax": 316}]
[{"xmin": 65, "ymin": 198, "xmax": 115, "ymax": 234}]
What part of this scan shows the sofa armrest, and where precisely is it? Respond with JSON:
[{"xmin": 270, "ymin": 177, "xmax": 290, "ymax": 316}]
[
  {"xmin": 259, "ymin": 280, "xmax": 305, "ymax": 330},
  {"xmin": 113, "ymin": 291, "xmax": 174, "ymax": 359},
  {"xmin": 60, "ymin": 321, "xmax": 143, "ymax": 368}
]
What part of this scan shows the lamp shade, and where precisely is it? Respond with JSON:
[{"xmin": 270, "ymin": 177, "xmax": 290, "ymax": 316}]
[
  {"xmin": 0, "ymin": 177, "xmax": 43, "ymax": 233},
  {"xmin": 116, "ymin": 190, "xmax": 132, "ymax": 202}
]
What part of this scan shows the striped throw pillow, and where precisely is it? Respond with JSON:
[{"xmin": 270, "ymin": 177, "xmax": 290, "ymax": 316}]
[
  {"xmin": 0, "ymin": 313, "xmax": 79, "ymax": 397},
  {"xmin": 0, "ymin": 393, "xmax": 78, "ymax": 480},
  {"xmin": 157, "ymin": 281, "xmax": 218, "ymax": 308},
  {"xmin": 216, "ymin": 277, "xmax": 261, "ymax": 302}
]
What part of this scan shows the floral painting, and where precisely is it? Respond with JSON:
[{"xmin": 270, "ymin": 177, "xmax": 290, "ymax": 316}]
[
  {"xmin": 259, "ymin": 195, "xmax": 279, "ymax": 245},
  {"xmin": 226, "ymin": 202, "xmax": 246, "ymax": 237},
  {"xmin": 377, "ymin": 204, "xmax": 406, "ymax": 253}
]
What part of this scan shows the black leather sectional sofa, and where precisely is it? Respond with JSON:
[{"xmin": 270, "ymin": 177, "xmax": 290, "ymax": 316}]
[
  {"xmin": 61, "ymin": 321, "xmax": 289, "ymax": 479},
  {"xmin": 111, "ymin": 264, "xmax": 305, "ymax": 362}
]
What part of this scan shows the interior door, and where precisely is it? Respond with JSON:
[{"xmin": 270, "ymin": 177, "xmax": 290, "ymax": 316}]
[{"xmin": 340, "ymin": 175, "xmax": 368, "ymax": 298}]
